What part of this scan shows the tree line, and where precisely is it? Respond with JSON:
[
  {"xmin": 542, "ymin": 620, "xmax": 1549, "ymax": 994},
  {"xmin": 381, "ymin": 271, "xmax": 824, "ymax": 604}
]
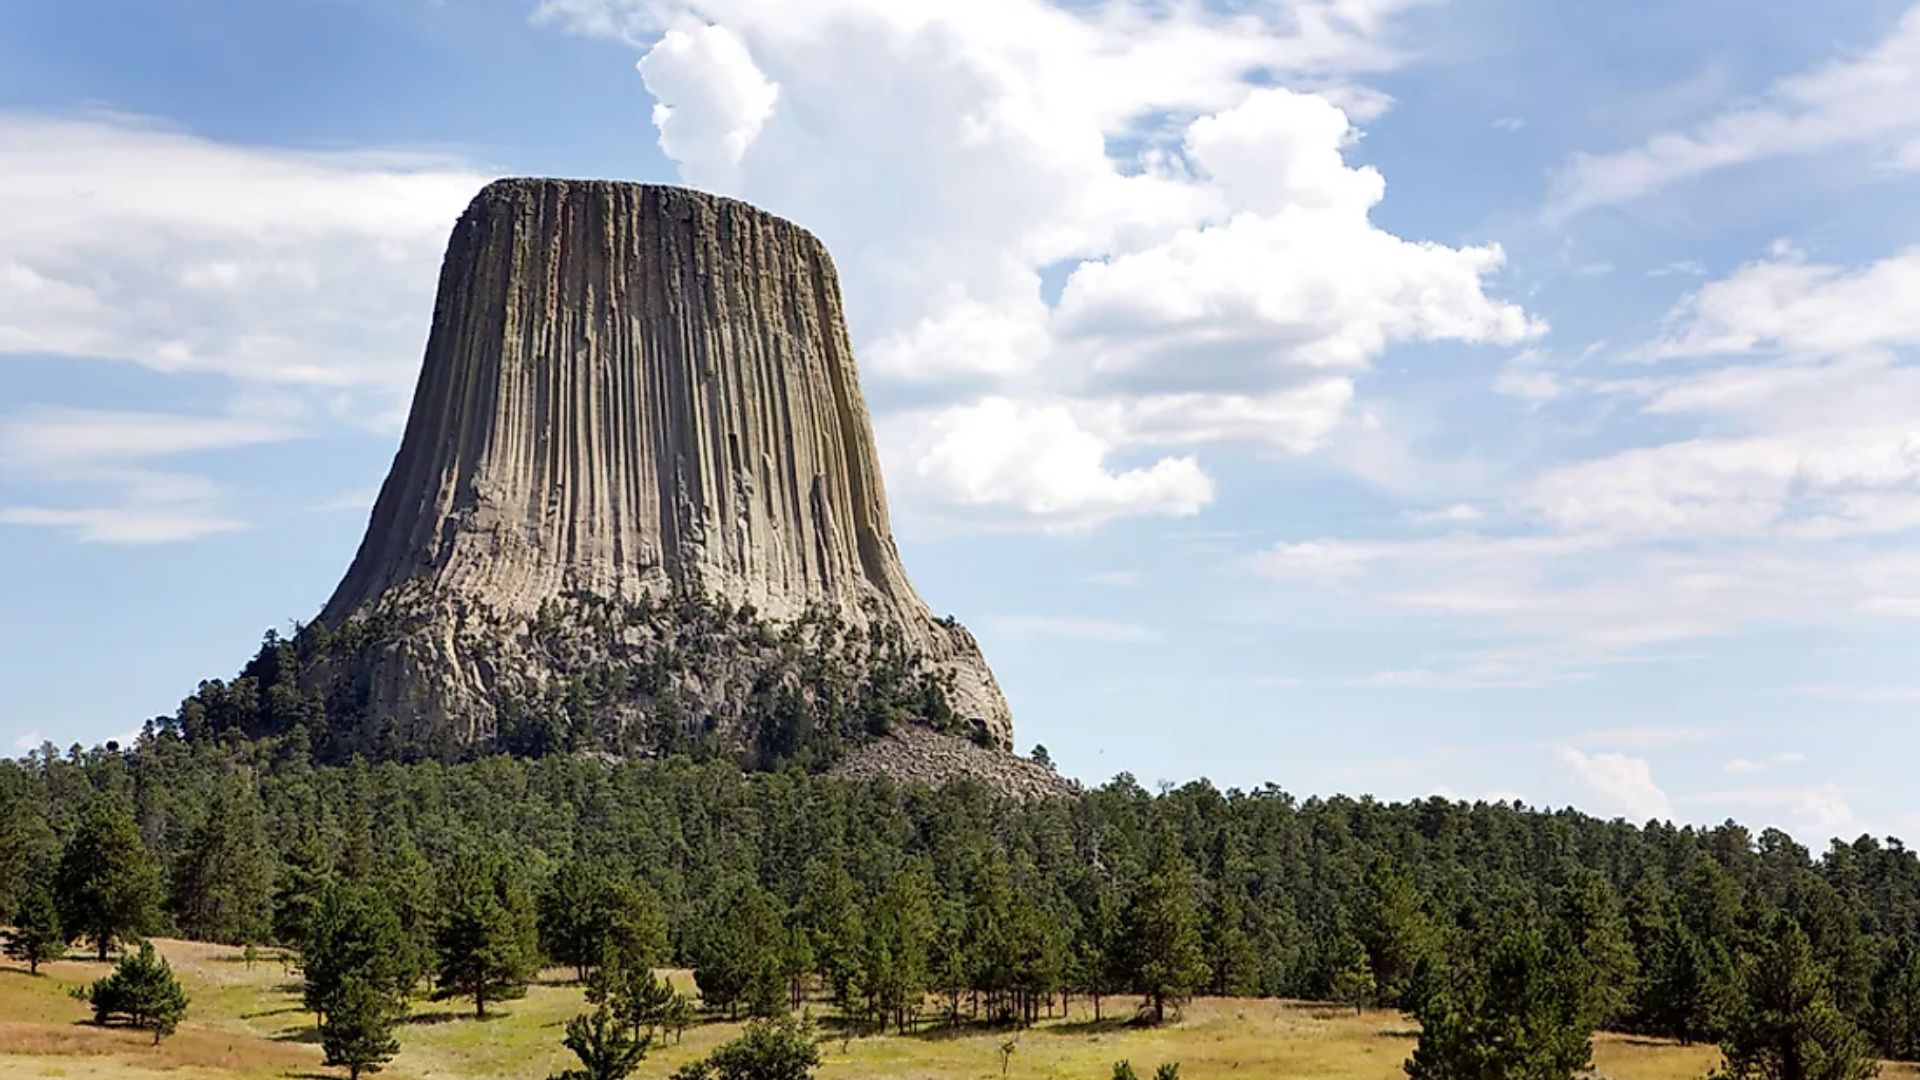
[{"xmin": 5, "ymin": 726, "xmax": 1920, "ymax": 1073}]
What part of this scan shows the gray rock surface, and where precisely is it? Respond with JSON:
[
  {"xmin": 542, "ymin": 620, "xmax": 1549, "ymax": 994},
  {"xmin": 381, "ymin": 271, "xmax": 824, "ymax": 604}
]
[
  {"xmin": 316, "ymin": 178, "xmax": 1011, "ymax": 754},
  {"xmin": 828, "ymin": 725, "xmax": 1080, "ymax": 801}
]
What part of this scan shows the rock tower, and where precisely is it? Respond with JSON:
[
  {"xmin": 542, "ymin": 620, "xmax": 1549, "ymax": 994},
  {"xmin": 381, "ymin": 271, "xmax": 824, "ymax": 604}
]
[{"xmin": 310, "ymin": 179, "xmax": 1011, "ymax": 760}]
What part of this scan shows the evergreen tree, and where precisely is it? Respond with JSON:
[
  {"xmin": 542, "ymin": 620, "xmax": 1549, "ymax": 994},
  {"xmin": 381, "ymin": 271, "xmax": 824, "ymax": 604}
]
[
  {"xmin": 1556, "ymin": 867, "xmax": 1638, "ymax": 1029},
  {"xmin": 169, "ymin": 783, "xmax": 274, "ymax": 945},
  {"xmin": 433, "ymin": 852, "xmax": 539, "ymax": 1018},
  {"xmin": 1716, "ymin": 918, "xmax": 1879, "ymax": 1080},
  {"xmin": 551, "ymin": 1005, "xmax": 649, "ymax": 1080},
  {"xmin": 84, "ymin": 940, "xmax": 190, "ymax": 1044},
  {"xmin": 673, "ymin": 1014, "xmax": 820, "ymax": 1080},
  {"xmin": 540, "ymin": 860, "xmax": 667, "ymax": 983},
  {"xmin": 321, "ymin": 975, "xmax": 403, "ymax": 1080},
  {"xmin": 1872, "ymin": 949, "xmax": 1920, "ymax": 1061},
  {"xmin": 1405, "ymin": 928, "xmax": 1592, "ymax": 1080},
  {"xmin": 1203, "ymin": 880, "xmax": 1257, "ymax": 997},
  {"xmin": 304, "ymin": 884, "xmax": 416, "ymax": 1022},
  {"xmin": 1329, "ymin": 933, "xmax": 1377, "ymax": 1014},
  {"xmin": 1124, "ymin": 834, "xmax": 1209, "ymax": 1024},
  {"xmin": 57, "ymin": 802, "xmax": 162, "ymax": 961},
  {"xmin": 588, "ymin": 950, "xmax": 679, "ymax": 1043},
  {"xmin": 275, "ymin": 827, "xmax": 338, "ymax": 951},
  {"xmin": 1641, "ymin": 924, "xmax": 1742, "ymax": 1044},
  {"xmin": 1358, "ymin": 857, "xmax": 1436, "ymax": 1009},
  {"xmin": 693, "ymin": 878, "xmax": 786, "ymax": 1020},
  {"xmin": 4, "ymin": 875, "xmax": 65, "ymax": 974}
]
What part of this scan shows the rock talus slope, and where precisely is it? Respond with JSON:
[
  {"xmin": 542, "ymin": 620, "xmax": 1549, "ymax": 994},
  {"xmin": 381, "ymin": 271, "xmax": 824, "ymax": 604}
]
[{"xmin": 314, "ymin": 178, "xmax": 1011, "ymax": 757}]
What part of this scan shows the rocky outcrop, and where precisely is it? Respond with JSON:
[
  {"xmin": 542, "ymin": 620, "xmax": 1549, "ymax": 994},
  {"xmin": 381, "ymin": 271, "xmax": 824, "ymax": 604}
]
[
  {"xmin": 309, "ymin": 179, "xmax": 1011, "ymax": 759},
  {"xmin": 829, "ymin": 726, "xmax": 1079, "ymax": 801}
]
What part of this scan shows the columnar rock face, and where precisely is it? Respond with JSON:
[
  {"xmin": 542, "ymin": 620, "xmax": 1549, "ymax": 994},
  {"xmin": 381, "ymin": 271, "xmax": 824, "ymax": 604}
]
[{"xmin": 313, "ymin": 178, "xmax": 1011, "ymax": 758}]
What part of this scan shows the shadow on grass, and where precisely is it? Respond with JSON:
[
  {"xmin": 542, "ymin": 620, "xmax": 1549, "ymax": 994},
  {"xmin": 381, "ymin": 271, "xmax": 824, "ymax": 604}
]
[
  {"xmin": 243, "ymin": 1005, "xmax": 307, "ymax": 1020},
  {"xmin": 407, "ymin": 1009, "xmax": 504, "ymax": 1026},
  {"xmin": 1051, "ymin": 1017, "xmax": 1133, "ymax": 1036},
  {"xmin": 272, "ymin": 1024, "xmax": 323, "ymax": 1045}
]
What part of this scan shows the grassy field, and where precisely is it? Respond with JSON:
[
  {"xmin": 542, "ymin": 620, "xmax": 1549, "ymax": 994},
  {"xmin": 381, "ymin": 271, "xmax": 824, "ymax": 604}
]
[{"xmin": 1, "ymin": 938, "xmax": 1907, "ymax": 1080}]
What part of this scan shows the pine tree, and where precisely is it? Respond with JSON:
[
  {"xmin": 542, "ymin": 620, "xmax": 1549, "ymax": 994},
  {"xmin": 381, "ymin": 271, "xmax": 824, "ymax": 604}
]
[
  {"xmin": 693, "ymin": 878, "xmax": 786, "ymax": 1020},
  {"xmin": 1405, "ymin": 928, "xmax": 1593, "ymax": 1080},
  {"xmin": 321, "ymin": 975, "xmax": 403, "ymax": 1079},
  {"xmin": 169, "ymin": 783, "xmax": 274, "ymax": 945},
  {"xmin": 540, "ymin": 861, "xmax": 668, "ymax": 983},
  {"xmin": 1358, "ymin": 857, "xmax": 1435, "ymax": 1009},
  {"xmin": 1329, "ymin": 934, "xmax": 1377, "ymax": 1015},
  {"xmin": 1124, "ymin": 834, "xmax": 1209, "ymax": 1024},
  {"xmin": 1872, "ymin": 949, "xmax": 1920, "ymax": 1061},
  {"xmin": 275, "ymin": 827, "xmax": 338, "ymax": 951},
  {"xmin": 84, "ymin": 940, "xmax": 190, "ymax": 1044},
  {"xmin": 433, "ymin": 853, "xmax": 539, "ymax": 1018},
  {"xmin": 56, "ymin": 802, "xmax": 162, "ymax": 961},
  {"xmin": 551, "ymin": 1005, "xmax": 649, "ymax": 1080},
  {"xmin": 1716, "ymin": 917, "xmax": 1879, "ymax": 1080},
  {"xmin": 4, "ymin": 876, "xmax": 65, "ymax": 974},
  {"xmin": 304, "ymin": 885, "xmax": 416, "ymax": 1022},
  {"xmin": 1556, "ymin": 867, "xmax": 1637, "ymax": 1029}
]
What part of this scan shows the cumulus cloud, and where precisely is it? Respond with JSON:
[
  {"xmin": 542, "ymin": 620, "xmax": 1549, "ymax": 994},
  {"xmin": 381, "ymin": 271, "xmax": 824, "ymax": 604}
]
[
  {"xmin": 1654, "ymin": 247, "xmax": 1920, "ymax": 360},
  {"xmin": 536, "ymin": 0, "xmax": 1537, "ymax": 528},
  {"xmin": 887, "ymin": 398, "xmax": 1213, "ymax": 529},
  {"xmin": 1549, "ymin": 5, "xmax": 1920, "ymax": 217},
  {"xmin": 1556, "ymin": 746, "xmax": 1674, "ymax": 822}
]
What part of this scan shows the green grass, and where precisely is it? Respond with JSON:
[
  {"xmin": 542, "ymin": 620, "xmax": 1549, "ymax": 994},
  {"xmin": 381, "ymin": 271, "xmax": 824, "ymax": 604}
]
[{"xmin": 0, "ymin": 938, "xmax": 1897, "ymax": 1080}]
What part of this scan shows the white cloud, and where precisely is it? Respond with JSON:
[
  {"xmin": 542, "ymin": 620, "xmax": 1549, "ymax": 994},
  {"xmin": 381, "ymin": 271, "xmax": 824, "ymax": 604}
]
[
  {"xmin": 12, "ymin": 731, "xmax": 43, "ymax": 752},
  {"xmin": 639, "ymin": 24, "xmax": 779, "ymax": 187},
  {"xmin": 0, "ymin": 111, "xmax": 486, "ymax": 396},
  {"xmin": 984, "ymin": 614, "xmax": 1161, "ymax": 643},
  {"xmin": 536, "ymin": 0, "xmax": 1537, "ymax": 528},
  {"xmin": 1682, "ymin": 784, "xmax": 1866, "ymax": 841},
  {"xmin": 1549, "ymin": 6, "xmax": 1920, "ymax": 216},
  {"xmin": 0, "ymin": 404, "xmax": 304, "ymax": 544},
  {"xmin": 1556, "ymin": 746, "xmax": 1674, "ymax": 822},
  {"xmin": 888, "ymin": 397, "xmax": 1213, "ymax": 528},
  {"xmin": 1655, "ymin": 247, "xmax": 1920, "ymax": 360}
]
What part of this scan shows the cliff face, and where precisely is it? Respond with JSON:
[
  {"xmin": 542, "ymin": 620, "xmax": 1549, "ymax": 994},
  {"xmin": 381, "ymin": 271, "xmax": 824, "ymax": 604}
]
[{"xmin": 311, "ymin": 179, "xmax": 1011, "ymax": 759}]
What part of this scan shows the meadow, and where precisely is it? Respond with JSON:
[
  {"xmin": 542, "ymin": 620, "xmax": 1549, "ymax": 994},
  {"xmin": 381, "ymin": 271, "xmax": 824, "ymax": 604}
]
[{"xmin": 0, "ymin": 937, "xmax": 1845, "ymax": 1080}]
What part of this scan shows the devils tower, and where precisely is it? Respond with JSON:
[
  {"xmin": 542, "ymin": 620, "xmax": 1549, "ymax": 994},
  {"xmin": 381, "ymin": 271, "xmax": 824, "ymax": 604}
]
[{"xmin": 301, "ymin": 178, "xmax": 1012, "ymax": 764}]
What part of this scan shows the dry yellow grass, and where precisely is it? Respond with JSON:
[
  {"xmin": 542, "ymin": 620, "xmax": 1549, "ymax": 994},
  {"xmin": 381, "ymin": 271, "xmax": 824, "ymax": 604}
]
[{"xmin": 4, "ymin": 938, "xmax": 1913, "ymax": 1080}]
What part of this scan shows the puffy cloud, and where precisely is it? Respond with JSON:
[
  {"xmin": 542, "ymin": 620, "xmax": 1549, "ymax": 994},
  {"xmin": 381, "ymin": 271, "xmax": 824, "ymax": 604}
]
[
  {"xmin": 638, "ymin": 24, "xmax": 778, "ymax": 187},
  {"xmin": 1556, "ymin": 747, "xmax": 1674, "ymax": 822},
  {"xmin": 1549, "ymin": 5, "xmax": 1920, "ymax": 217},
  {"xmin": 548, "ymin": 1, "xmax": 1538, "ymax": 527},
  {"xmin": 888, "ymin": 398, "xmax": 1214, "ymax": 529}
]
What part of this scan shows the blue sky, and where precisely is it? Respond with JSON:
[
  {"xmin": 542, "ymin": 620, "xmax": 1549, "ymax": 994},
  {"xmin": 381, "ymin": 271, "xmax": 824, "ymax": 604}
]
[{"xmin": 4, "ymin": 0, "xmax": 1919, "ymax": 843}]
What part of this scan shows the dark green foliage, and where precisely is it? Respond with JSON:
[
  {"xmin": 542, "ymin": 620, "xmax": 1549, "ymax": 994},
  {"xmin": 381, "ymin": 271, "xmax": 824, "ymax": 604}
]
[
  {"xmin": 170, "ymin": 781, "xmax": 275, "ymax": 945},
  {"xmin": 1404, "ymin": 927, "xmax": 1593, "ymax": 1080},
  {"xmin": 320, "ymin": 975, "xmax": 403, "ymax": 1079},
  {"xmin": 303, "ymin": 885, "xmax": 417, "ymax": 1020},
  {"xmin": 13, "ymin": 732, "xmax": 1920, "ymax": 1062},
  {"xmin": 672, "ymin": 1014, "xmax": 820, "ymax": 1080},
  {"xmin": 1715, "ymin": 917, "xmax": 1879, "ymax": 1080},
  {"xmin": 1328, "ymin": 934, "xmax": 1376, "ymax": 1014},
  {"xmin": 540, "ymin": 859, "xmax": 668, "ymax": 982},
  {"xmin": 1874, "ymin": 950, "xmax": 1920, "ymax": 1061},
  {"xmin": 693, "ymin": 878, "xmax": 788, "ymax": 1020},
  {"xmin": 551, "ymin": 1005, "xmax": 649, "ymax": 1080},
  {"xmin": 57, "ymin": 802, "xmax": 162, "ymax": 961},
  {"xmin": 4, "ymin": 873, "xmax": 65, "ymax": 974},
  {"xmin": 84, "ymin": 940, "xmax": 189, "ymax": 1043},
  {"xmin": 1111, "ymin": 1063, "xmax": 1139, "ymax": 1080},
  {"xmin": 1153, "ymin": 1065, "xmax": 1181, "ymax": 1080},
  {"xmin": 1124, "ymin": 833, "xmax": 1209, "ymax": 1024},
  {"xmin": 433, "ymin": 851, "xmax": 539, "ymax": 1017}
]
